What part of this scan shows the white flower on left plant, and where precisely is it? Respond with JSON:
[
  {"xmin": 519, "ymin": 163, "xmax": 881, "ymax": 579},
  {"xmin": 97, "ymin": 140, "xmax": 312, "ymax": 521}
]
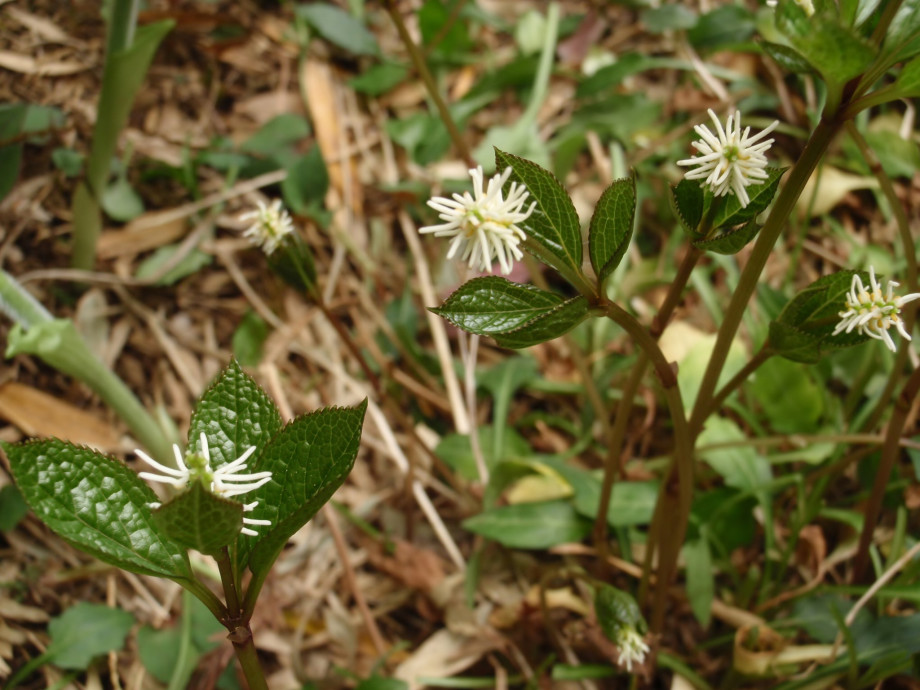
[
  {"xmin": 136, "ymin": 432, "xmax": 273, "ymax": 536},
  {"xmin": 420, "ymin": 166, "xmax": 536, "ymax": 275},
  {"xmin": 239, "ymin": 199, "xmax": 295, "ymax": 256}
]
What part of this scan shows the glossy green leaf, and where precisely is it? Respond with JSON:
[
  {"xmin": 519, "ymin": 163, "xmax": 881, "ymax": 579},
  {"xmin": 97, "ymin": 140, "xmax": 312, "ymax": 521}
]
[
  {"xmin": 684, "ymin": 539, "xmax": 714, "ymax": 627},
  {"xmin": 48, "ymin": 603, "xmax": 134, "ymax": 669},
  {"xmin": 188, "ymin": 360, "xmax": 283, "ymax": 471},
  {"xmin": 431, "ymin": 277, "xmax": 565, "ymax": 335},
  {"xmin": 152, "ymin": 481, "xmax": 243, "ymax": 555},
  {"xmin": 494, "ymin": 148, "xmax": 584, "ymax": 279},
  {"xmin": 767, "ymin": 320, "xmax": 822, "ymax": 363},
  {"xmin": 883, "ymin": 0, "xmax": 920, "ymax": 59},
  {"xmin": 492, "ymin": 296, "xmax": 592, "ymax": 349},
  {"xmin": 692, "ymin": 220, "xmax": 761, "ymax": 255},
  {"xmin": 589, "ymin": 176, "xmax": 636, "ymax": 285},
  {"xmin": 463, "ymin": 500, "xmax": 591, "ymax": 549},
  {"xmin": 761, "ymin": 41, "xmax": 814, "ymax": 74},
  {"xmin": 246, "ymin": 400, "xmax": 367, "ymax": 577},
  {"xmin": 2, "ymin": 439, "xmax": 192, "ymax": 579},
  {"xmin": 295, "ymin": 4, "xmax": 379, "ymax": 56},
  {"xmin": 670, "ymin": 179, "xmax": 704, "ymax": 234},
  {"xmin": 776, "ymin": 2, "xmax": 876, "ymax": 84},
  {"xmin": 713, "ymin": 167, "xmax": 786, "ymax": 228},
  {"xmin": 595, "ymin": 585, "xmax": 645, "ymax": 640},
  {"xmin": 770, "ymin": 271, "xmax": 869, "ymax": 362}
]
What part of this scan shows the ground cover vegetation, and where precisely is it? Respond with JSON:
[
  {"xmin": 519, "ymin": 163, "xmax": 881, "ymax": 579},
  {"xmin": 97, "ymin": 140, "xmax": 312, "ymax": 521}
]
[{"xmin": 1, "ymin": 0, "xmax": 920, "ymax": 688}]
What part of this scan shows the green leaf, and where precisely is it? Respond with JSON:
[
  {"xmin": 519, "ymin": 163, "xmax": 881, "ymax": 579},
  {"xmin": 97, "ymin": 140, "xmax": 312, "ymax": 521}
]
[
  {"xmin": 462, "ymin": 500, "xmax": 591, "ymax": 549},
  {"xmin": 282, "ymin": 145, "xmax": 328, "ymax": 215},
  {"xmin": 47, "ymin": 602, "xmax": 134, "ymax": 669},
  {"xmin": 692, "ymin": 220, "xmax": 761, "ymax": 255},
  {"xmin": 595, "ymin": 585, "xmax": 645, "ymax": 640},
  {"xmin": 267, "ymin": 232, "xmax": 318, "ymax": 294},
  {"xmin": 776, "ymin": 2, "xmax": 876, "ymax": 84},
  {"xmin": 696, "ymin": 418, "xmax": 771, "ymax": 492},
  {"xmin": 494, "ymin": 148, "xmax": 584, "ymax": 280},
  {"xmin": 770, "ymin": 271, "xmax": 870, "ymax": 361},
  {"xmin": 51, "ymin": 147, "xmax": 84, "ymax": 177},
  {"xmin": 684, "ymin": 539, "xmax": 714, "ymax": 627},
  {"xmin": 152, "ymin": 481, "xmax": 244, "ymax": 555},
  {"xmin": 767, "ymin": 320, "xmax": 822, "ymax": 363},
  {"xmin": 688, "ymin": 4, "xmax": 755, "ymax": 50},
  {"xmin": 2, "ymin": 439, "xmax": 192, "ymax": 578},
  {"xmin": 239, "ymin": 114, "xmax": 310, "ymax": 156},
  {"xmin": 641, "ymin": 4, "xmax": 698, "ymax": 32},
  {"xmin": 670, "ymin": 179, "xmax": 704, "ymax": 234},
  {"xmin": 883, "ymin": 0, "xmax": 920, "ymax": 59},
  {"xmin": 349, "ymin": 62, "xmax": 408, "ymax": 96},
  {"xmin": 761, "ymin": 41, "xmax": 815, "ymax": 74},
  {"xmin": 588, "ymin": 176, "xmax": 636, "ymax": 285},
  {"xmin": 492, "ymin": 296, "xmax": 591, "ymax": 349},
  {"xmin": 135, "ymin": 244, "xmax": 212, "ymax": 286},
  {"xmin": 431, "ymin": 277, "xmax": 565, "ymax": 335},
  {"xmin": 188, "ymin": 360, "xmax": 283, "ymax": 471},
  {"xmin": 233, "ymin": 311, "xmax": 269, "ymax": 367},
  {"xmin": 295, "ymin": 4, "xmax": 379, "ymax": 56},
  {"xmin": 101, "ymin": 175, "xmax": 145, "ymax": 222},
  {"xmin": 750, "ymin": 357, "xmax": 824, "ymax": 433},
  {"xmin": 712, "ymin": 167, "xmax": 786, "ymax": 228},
  {"xmin": 0, "ymin": 484, "xmax": 27, "ymax": 531},
  {"xmin": 246, "ymin": 400, "xmax": 367, "ymax": 577},
  {"xmin": 436, "ymin": 426, "xmax": 530, "ymax": 481},
  {"xmin": 575, "ymin": 53, "xmax": 649, "ymax": 99}
]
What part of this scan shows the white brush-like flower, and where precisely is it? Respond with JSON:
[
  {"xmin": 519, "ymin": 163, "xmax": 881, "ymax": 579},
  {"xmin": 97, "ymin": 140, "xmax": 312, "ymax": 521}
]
[
  {"xmin": 832, "ymin": 266, "xmax": 920, "ymax": 353},
  {"xmin": 136, "ymin": 433, "xmax": 273, "ymax": 536},
  {"xmin": 677, "ymin": 109, "xmax": 779, "ymax": 208},
  {"xmin": 766, "ymin": 0, "xmax": 816, "ymax": 17},
  {"xmin": 420, "ymin": 166, "xmax": 536, "ymax": 275},
  {"xmin": 615, "ymin": 626, "xmax": 650, "ymax": 673},
  {"xmin": 239, "ymin": 199, "xmax": 295, "ymax": 256}
]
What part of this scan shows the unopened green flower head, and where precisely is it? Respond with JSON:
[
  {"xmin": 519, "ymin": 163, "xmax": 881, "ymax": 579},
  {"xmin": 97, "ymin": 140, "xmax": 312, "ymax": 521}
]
[
  {"xmin": 136, "ymin": 433, "xmax": 273, "ymax": 536},
  {"xmin": 420, "ymin": 166, "xmax": 536, "ymax": 275},
  {"xmin": 832, "ymin": 266, "xmax": 920, "ymax": 353},
  {"xmin": 677, "ymin": 109, "xmax": 779, "ymax": 208},
  {"xmin": 240, "ymin": 199, "xmax": 295, "ymax": 256}
]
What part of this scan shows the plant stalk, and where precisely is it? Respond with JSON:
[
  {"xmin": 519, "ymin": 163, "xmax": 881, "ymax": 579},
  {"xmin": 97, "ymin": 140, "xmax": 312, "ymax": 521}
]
[{"xmin": 688, "ymin": 111, "xmax": 845, "ymax": 439}]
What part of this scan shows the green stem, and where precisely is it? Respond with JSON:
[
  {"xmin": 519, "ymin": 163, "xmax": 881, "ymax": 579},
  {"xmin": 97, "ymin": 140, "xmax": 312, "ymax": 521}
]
[
  {"xmin": 217, "ymin": 547, "xmax": 241, "ymax": 616},
  {"xmin": 177, "ymin": 576, "xmax": 227, "ymax": 623},
  {"xmin": 231, "ymin": 626, "xmax": 269, "ymax": 690},
  {"xmin": 106, "ymin": 0, "xmax": 140, "ymax": 54},
  {"xmin": 167, "ymin": 590, "xmax": 197, "ymax": 690},
  {"xmin": 383, "ymin": 0, "xmax": 474, "ymax": 167},
  {"xmin": 688, "ymin": 112, "xmax": 846, "ymax": 439},
  {"xmin": 852, "ymin": 364, "xmax": 920, "ymax": 582},
  {"xmin": 601, "ymin": 302, "xmax": 692, "ymax": 635},
  {"xmin": 594, "ymin": 246, "xmax": 703, "ymax": 562}
]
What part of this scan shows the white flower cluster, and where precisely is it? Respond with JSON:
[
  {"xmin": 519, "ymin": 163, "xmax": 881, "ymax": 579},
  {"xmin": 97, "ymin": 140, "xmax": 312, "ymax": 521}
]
[
  {"xmin": 677, "ymin": 109, "xmax": 779, "ymax": 208},
  {"xmin": 766, "ymin": 0, "xmax": 816, "ymax": 17},
  {"xmin": 136, "ymin": 433, "xmax": 273, "ymax": 536},
  {"xmin": 420, "ymin": 166, "xmax": 536, "ymax": 275},
  {"xmin": 833, "ymin": 266, "xmax": 920, "ymax": 353},
  {"xmin": 615, "ymin": 626, "xmax": 650, "ymax": 673},
  {"xmin": 239, "ymin": 199, "xmax": 295, "ymax": 256}
]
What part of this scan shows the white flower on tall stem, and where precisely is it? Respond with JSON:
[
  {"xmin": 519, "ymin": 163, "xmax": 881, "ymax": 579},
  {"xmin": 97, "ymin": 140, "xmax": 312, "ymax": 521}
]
[
  {"xmin": 420, "ymin": 166, "xmax": 536, "ymax": 275},
  {"xmin": 677, "ymin": 109, "xmax": 779, "ymax": 208},
  {"xmin": 239, "ymin": 199, "xmax": 295, "ymax": 256},
  {"xmin": 136, "ymin": 433, "xmax": 273, "ymax": 536},
  {"xmin": 615, "ymin": 626, "xmax": 650, "ymax": 673},
  {"xmin": 832, "ymin": 266, "xmax": 920, "ymax": 353},
  {"xmin": 766, "ymin": 0, "xmax": 816, "ymax": 17}
]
